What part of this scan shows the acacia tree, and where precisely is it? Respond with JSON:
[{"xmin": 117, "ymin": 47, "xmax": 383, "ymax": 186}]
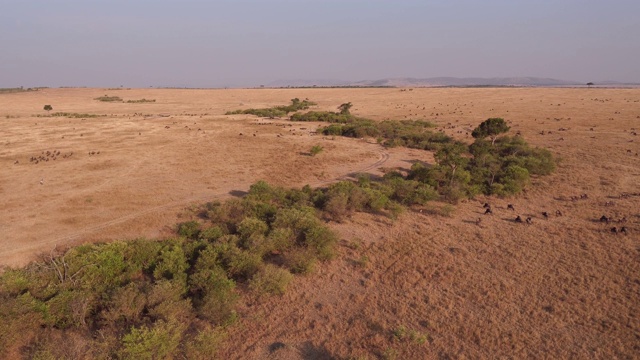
[
  {"xmin": 434, "ymin": 142, "xmax": 469, "ymax": 186},
  {"xmin": 44, "ymin": 105, "xmax": 53, "ymax": 113},
  {"xmin": 337, "ymin": 102, "xmax": 352, "ymax": 115},
  {"xmin": 587, "ymin": 82, "xmax": 594, "ymax": 88},
  {"xmin": 471, "ymin": 118, "xmax": 510, "ymax": 145}
]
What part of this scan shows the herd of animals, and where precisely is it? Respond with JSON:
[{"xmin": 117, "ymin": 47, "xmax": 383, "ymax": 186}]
[{"xmin": 475, "ymin": 192, "xmax": 635, "ymax": 235}]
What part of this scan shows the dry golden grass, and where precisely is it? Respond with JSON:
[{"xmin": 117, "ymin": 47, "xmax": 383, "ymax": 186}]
[{"xmin": 1, "ymin": 87, "xmax": 639, "ymax": 358}]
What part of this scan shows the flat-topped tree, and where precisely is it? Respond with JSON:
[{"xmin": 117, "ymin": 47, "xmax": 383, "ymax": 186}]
[
  {"xmin": 472, "ymin": 118, "xmax": 510, "ymax": 145},
  {"xmin": 43, "ymin": 105, "xmax": 53, "ymax": 113}
]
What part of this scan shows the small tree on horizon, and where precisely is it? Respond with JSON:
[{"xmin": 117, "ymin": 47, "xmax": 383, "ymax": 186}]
[
  {"xmin": 43, "ymin": 105, "xmax": 53, "ymax": 113},
  {"xmin": 472, "ymin": 118, "xmax": 510, "ymax": 145},
  {"xmin": 587, "ymin": 82, "xmax": 594, "ymax": 88}
]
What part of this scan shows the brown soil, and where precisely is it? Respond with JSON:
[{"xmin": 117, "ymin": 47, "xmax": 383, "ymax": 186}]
[{"xmin": 1, "ymin": 87, "xmax": 639, "ymax": 359}]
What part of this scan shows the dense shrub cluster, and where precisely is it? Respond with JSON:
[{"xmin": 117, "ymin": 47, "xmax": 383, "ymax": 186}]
[
  {"xmin": 225, "ymin": 98, "xmax": 316, "ymax": 118},
  {"xmin": 407, "ymin": 119, "xmax": 556, "ymax": 200},
  {"xmin": 0, "ymin": 181, "xmax": 339, "ymax": 359},
  {"xmin": 296, "ymin": 103, "xmax": 555, "ymax": 201}
]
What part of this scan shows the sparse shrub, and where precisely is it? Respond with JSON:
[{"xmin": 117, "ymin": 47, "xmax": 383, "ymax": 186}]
[
  {"xmin": 309, "ymin": 145, "xmax": 324, "ymax": 156},
  {"xmin": 126, "ymin": 98, "xmax": 156, "ymax": 103},
  {"xmin": 94, "ymin": 95, "xmax": 123, "ymax": 102},
  {"xmin": 226, "ymin": 98, "xmax": 316, "ymax": 118},
  {"xmin": 355, "ymin": 255, "xmax": 370, "ymax": 268},
  {"xmin": 35, "ymin": 112, "xmax": 102, "ymax": 118}
]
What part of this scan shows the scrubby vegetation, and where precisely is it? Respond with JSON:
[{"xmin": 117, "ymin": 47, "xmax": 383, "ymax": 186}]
[
  {"xmin": 296, "ymin": 103, "xmax": 555, "ymax": 201},
  {"xmin": 226, "ymin": 98, "xmax": 316, "ymax": 118},
  {"xmin": 94, "ymin": 95, "xmax": 123, "ymax": 102},
  {"xmin": 309, "ymin": 145, "xmax": 324, "ymax": 156},
  {"xmin": 34, "ymin": 112, "xmax": 103, "ymax": 118},
  {"xmin": 0, "ymin": 181, "xmax": 341, "ymax": 359},
  {"xmin": 126, "ymin": 99, "xmax": 156, "ymax": 103}
]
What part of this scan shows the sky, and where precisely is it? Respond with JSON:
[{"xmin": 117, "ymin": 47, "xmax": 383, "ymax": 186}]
[{"xmin": 1, "ymin": 0, "xmax": 639, "ymax": 87}]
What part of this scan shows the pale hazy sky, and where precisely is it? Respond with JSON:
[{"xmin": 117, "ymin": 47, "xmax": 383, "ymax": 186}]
[{"xmin": 1, "ymin": 0, "xmax": 639, "ymax": 87}]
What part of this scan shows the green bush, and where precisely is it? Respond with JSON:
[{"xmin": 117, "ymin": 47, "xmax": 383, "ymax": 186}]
[
  {"xmin": 94, "ymin": 95, "xmax": 123, "ymax": 102},
  {"xmin": 119, "ymin": 320, "xmax": 185, "ymax": 360},
  {"xmin": 249, "ymin": 264, "xmax": 294, "ymax": 296},
  {"xmin": 177, "ymin": 221, "xmax": 201, "ymax": 239},
  {"xmin": 126, "ymin": 98, "xmax": 156, "ymax": 103}
]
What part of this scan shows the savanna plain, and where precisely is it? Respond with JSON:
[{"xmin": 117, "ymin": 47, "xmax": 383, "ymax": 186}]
[{"xmin": 0, "ymin": 87, "xmax": 638, "ymax": 359}]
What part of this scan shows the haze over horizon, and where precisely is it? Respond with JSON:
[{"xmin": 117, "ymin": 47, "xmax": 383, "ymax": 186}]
[{"xmin": 2, "ymin": 0, "xmax": 639, "ymax": 88}]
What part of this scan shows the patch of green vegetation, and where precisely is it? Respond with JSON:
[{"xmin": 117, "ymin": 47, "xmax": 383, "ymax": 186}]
[
  {"xmin": 298, "ymin": 102, "xmax": 556, "ymax": 202},
  {"xmin": 309, "ymin": 145, "xmax": 324, "ymax": 156},
  {"xmin": 126, "ymin": 98, "xmax": 156, "ymax": 103},
  {"xmin": 226, "ymin": 98, "xmax": 316, "ymax": 118},
  {"xmin": 408, "ymin": 119, "xmax": 555, "ymax": 201},
  {"xmin": 34, "ymin": 112, "xmax": 103, "ymax": 118},
  {"xmin": 94, "ymin": 95, "xmax": 123, "ymax": 102},
  {"xmin": 0, "ymin": 87, "xmax": 41, "ymax": 94},
  {"xmin": 0, "ymin": 180, "xmax": 342, "ymax": 358}
]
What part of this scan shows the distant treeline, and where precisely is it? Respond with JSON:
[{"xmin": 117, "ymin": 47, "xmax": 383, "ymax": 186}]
[{"xmin": 0, "ymin": 87, "xmax": 45, "ymax": 94}]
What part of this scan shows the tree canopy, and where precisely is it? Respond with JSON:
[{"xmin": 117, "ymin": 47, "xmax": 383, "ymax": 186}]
[{"xmin": 471, "ymin": 118, "xmax": 510, "ymax": 145}]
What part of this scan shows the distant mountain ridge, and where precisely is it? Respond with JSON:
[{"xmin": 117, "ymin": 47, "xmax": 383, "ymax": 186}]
[
  {"xmin": 354, "ymin": 77, "xmax": 578, "ymax": 87},
  {"xmin": 267, "ymin": 77, "xmax": 638, "ymax": 88}
]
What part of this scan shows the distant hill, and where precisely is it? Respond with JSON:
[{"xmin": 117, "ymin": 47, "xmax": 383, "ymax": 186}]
[
  {"xmin": 267, "ymin": 77, "xmax": 582, "ymax": 88},
  {"xmin": 355, "ymin": 77, "xmax": 581, "ymax": 87}
]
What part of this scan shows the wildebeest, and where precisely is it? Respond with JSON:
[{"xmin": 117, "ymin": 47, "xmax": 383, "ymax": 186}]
[
  {"xmin": 484, "ymin": 208, "xmax": 492, "ymax": 215},
  {"xmin": 555, "ymin": 210, "xmax": 563, "ymax": 216},
  {"xmin": 507, "ymin": 204, "xmax": 515, "ymax": 211},
  {"xmin": 483, "ymin": 203, "xmax": 491, "ymax": 209},
  {"xmin": 515, "ymin": 216, "xmax": 523, "ymax": 223},
  {"xmin": 542, "ymin": 212, "xmax": 549, "ymax": 219},
  {"xmin": 600, "ymin": 215, "xmax": 610, "ymax": 223}
]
